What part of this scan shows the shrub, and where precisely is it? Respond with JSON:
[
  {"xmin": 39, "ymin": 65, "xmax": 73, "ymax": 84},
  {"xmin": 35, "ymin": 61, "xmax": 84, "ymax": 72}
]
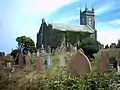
[
  {"xmin": 79, "ymin": 37, "xmax": 100, "ymax": 59},
  {"xmin": 1, "ymin": 69, "xmax": 120, "ymax": 90}
]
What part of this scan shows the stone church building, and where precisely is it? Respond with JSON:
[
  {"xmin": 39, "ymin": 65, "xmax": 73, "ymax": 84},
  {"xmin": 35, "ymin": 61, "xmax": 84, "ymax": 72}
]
[{"xmin": 36, "ymin": 7, "xmax": 97, "ymax": 52}]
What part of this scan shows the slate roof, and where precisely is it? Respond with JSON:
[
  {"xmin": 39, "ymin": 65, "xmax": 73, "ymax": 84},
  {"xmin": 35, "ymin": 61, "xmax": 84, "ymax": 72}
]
[{"xmin": 48, "ymin": 22, "xmax": 94, "ymax": 33}]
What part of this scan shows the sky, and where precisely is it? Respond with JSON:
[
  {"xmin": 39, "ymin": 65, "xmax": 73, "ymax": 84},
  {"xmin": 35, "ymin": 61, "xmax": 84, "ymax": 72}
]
[{"xmin": 0, "ymin": 0, "xmax": 120, "ymax": 53}]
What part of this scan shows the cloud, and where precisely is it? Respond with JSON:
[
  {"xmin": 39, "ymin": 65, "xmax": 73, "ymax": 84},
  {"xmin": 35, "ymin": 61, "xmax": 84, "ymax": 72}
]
[
  {"xmin": 95, "ymin": 6, "xmax": 111, "ymax": 16},
  {"xmin": 96, "ymin": 22, "xmax": 120, "ymax": 45},
  {"xmin": 24, "ymin": 0, "xmax": 77, "ymax": 17},
  {"xmin": 51, "ymin": 15, "xmax": 79, "ymax": 23},
  {"xmin": 109, "ymin": 19, "xmax": 120, "ymax": 26},
  {"xmin": 97, "ymin": 30, "xmax": 120, "ymax": 45}
]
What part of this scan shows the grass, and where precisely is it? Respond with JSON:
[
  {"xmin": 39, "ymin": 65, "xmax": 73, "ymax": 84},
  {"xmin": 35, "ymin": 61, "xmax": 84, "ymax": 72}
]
[{"xmin": 1, "ymin": 50, "xmax": 120, "ymax": 90}]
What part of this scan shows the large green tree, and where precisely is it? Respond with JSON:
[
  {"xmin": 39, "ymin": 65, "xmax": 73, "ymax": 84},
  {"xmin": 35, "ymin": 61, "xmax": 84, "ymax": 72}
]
[
  {"xmin": 16, "ymin": 36, "xmax": 36, "ymax": 53},
  {"xmin": 79, "ymin": 37, "xmax": 101, "ymax": 58}
]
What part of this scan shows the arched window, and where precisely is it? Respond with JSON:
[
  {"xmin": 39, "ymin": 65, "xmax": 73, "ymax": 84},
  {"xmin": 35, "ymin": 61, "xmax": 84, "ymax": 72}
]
[{"xmin": 89, "ymin": 17, "xmax": 92, "ymax": 25}]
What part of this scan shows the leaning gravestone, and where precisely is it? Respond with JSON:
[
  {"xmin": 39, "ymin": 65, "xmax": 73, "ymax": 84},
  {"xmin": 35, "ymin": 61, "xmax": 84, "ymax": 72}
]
[
  {"xmin": 25, "ymin": 55, "xmax": 31, "ymax": 71},
  {"xmin": 36, "ymin": 55, "xmax": 44, "ymax": 73},
  {"xmin": 69, "ymin": 50, "xmax": 92, "ymax": 75},
  {"xmin": 98, "ymin": 52, "xmax": 110, "ymax": 74}
]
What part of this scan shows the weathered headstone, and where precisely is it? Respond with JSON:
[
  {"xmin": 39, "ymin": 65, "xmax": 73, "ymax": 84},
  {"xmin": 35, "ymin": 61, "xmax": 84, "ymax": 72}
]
[
  {"xmin": 69, "ymin": 50, "xmax": 92, "ymax": 75},
  {"xmin": 98, "ymin": 52, "xmax": 110, "ymax": 74},
  {"xmin": 18, "ymin": 52, "xmax": 24, "ymax": 68},
  {"xmin": 116, "ymin": 52, "xmax": 120, "ymax": 74},
  {"xmin": 6, "ymin": 62, "xmax": 12, "ymax": 78},
  {"xmin": 25, "ymin": 55, "xmax": 31, "ymax": 70},
  {"xmin": 45, "ymin": 54, "xmax": 52, "ymax": 68},
  {"xmin": 0, "ymin": 56, "xmax": 5, "ymax": 72},
  {"xmin": 36, "ymin": 55, "xmax": 44, "ymax": 73},
  {"xmin": 60, "ymin": 45, "xmax": 67, "ymax": 58},
  {"xmin": 74, "ymin": 46, "xmax": 77, "ymax": 52},
  {"xmin": 59, "ymin": 53, "xmax": 65, "ymax": 68}
]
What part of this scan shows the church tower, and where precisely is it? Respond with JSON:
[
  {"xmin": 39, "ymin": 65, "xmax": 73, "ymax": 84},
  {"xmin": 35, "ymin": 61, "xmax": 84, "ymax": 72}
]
[
  {"xmin": 80, "ymin": 5, "xmax": 97, "ymax": 40},
  {"xmin": 80, "ymin": 5, "xmax": 95, "ymax": 30}
]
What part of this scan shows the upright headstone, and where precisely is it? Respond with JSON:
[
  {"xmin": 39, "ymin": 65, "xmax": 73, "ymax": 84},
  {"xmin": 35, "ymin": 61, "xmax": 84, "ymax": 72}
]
[
  {"xmin": 36, "ymin": 55, "xmax": 44, "ymax": 73},
  {"xmin": 6, "ymin": 62, "xmax": 12, "ymax": 78},
  {"xmin": 18, "ymin": 51, "xmax": 24, "ymax": 68},
  {"xmin": 0, "ymin": 56, "xmax": 5, "ymax": 72},
  {"xmin": 98, "ymin": 52, "xmax": 110, "ymax": 74},
  {"xmin": 59, "ymin": 53, "xmax": 65, "ymax": 68},
  {"xmin": 45, "ymin": 54, "xmax": 52, "ymax": 68},
  {"xmin": 74, "ymin": 46, "xmax": 77, "ymax": 52},
  {"xmin": 69, "ymin": 50, "xmax": 92, "ymax": 75},
  {"xmin": 116, "ymin": 52, "xmax": 120, "ymax": 74},
  {"xmin": 60, "ymin": 45, "xmax": 67, "ymax": 58},
  {"xmin": 25, "ymin": 55, "xmax": 31, "ymax": 70},
  {"xmin": 37, "ymin": 49, "xmax": 40, "ymax": 57}
]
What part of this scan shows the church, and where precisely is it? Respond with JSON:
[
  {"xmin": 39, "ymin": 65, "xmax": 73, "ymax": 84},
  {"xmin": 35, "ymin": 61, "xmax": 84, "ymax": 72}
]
[{"xmin": 36, "ymin": 6, "xmax": 97, "ymax": 52}]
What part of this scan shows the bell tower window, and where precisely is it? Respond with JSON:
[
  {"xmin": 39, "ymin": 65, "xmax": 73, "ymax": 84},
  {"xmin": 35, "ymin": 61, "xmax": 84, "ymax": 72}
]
[{"xmin": 89, "ymin": 17, "xmax": 92, "ymax": 25}]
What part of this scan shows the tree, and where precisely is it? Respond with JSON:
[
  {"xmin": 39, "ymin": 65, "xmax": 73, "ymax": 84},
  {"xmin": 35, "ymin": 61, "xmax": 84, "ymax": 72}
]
[
  {"xmin": 10, "ymin": 49, "xmax": 19, "ymax": 64},
  {"xmin": 0, "ymin": 52, "xmax": 5, "ymax": 56},
  {"xmin": 16, "ymin": 36, "xmax": 36, "ymax": 53},
  {"xmin": 105, "ymin": 44, "xmax": 109, "ymax": 49},
  {"xmin": 116, "ymin": 40, "xmax": 120, "ymax": 48},
  {"xmin": 79, "ymin": 37, "xmax": 101, "ymax": 59}
]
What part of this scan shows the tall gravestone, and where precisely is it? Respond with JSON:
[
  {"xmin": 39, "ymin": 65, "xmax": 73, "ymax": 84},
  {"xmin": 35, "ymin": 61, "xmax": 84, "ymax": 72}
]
[
  {"xmin": 98, "ymin": 52, "xmax": 110, "ymax": 74},
  {"xmin": 59, "ymin": 53, "xmax": 65, "ymax": 68},
  {"xmin": 69, "ymin": 50, "xmax": 92, "ymax": 75},
  {"xmin": 45, "ymin": 54, "xmax": 52, "ymax": 69},
  {"xmin": 60, "ymin": 45, "xmax": 68, "ymax": 59},
  {"xmin": 36, "ymin": 55, "xmax": 44, "ymax": 73},
  {"xmin": 18, "ymin": 51, "xmax": 24, "ymax": 68},
  {"xmin": 116, "ymin": 52, "xmax": 120, "ymax": 74},
  {"xmin": 0, "ymin": 56, "xmax": 5, "ymax": 73},
  {"xmin": 25, "ymin": 55, "xmax": 31, "ymax": 71}
]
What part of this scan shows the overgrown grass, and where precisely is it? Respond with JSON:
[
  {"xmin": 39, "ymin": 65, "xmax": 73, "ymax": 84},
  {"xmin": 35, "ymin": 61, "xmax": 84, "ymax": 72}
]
[{"xmin": 0, "ymin": 51, "xmax": 119, "ymax": 90}]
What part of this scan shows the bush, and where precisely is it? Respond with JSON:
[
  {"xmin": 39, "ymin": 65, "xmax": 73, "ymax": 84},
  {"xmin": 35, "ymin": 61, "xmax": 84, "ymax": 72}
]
[
  {"xmin": 79, "ymin": 37, "xmax": 100, "ymax": 59},
  {"xmin": 1, "ymin": 69, "xmax": 120, "ymax": 90}
]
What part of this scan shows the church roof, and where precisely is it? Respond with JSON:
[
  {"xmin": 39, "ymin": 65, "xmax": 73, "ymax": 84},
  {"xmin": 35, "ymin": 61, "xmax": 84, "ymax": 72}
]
[{"xmin": 48, "ymin": 22, "xmax": 94, "ymax": 33}]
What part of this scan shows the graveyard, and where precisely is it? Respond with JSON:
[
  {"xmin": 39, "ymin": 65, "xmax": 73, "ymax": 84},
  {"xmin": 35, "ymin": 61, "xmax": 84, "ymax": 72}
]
[
  {"xmin": 1, "ymin": 34, "xmax": 120, "ymax": 90},
  {"xmin": 1, "ymin": 44, "xmax": 120, "ymax": 90},
  {"xmin": 1, "ymin": 6, "xmax": 120, "ymax": 90}
]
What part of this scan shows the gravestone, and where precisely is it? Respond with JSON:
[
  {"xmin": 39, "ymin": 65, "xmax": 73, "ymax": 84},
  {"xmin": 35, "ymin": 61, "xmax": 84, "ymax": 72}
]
[
  {"xmin": 36, "ymin": 55, "xmax": 44, "ymax": 73},
  {"xmin": 98, "ymin": 52, "xmax": 110, "ymax": 74},
  {"xmin": 69, "ymin": 50, "xmax": 92, "ymax": 75},
  {"xmin": 6, "ymin": 62, "xmax": 12, "ymax": 78},
  {"xmin": 116, "ymin": 52, "xmax": 120, "ymax": 74},
  {"xmin": 74, "ymin": 46, "xmax": 77, "ymax": 52},
  {"xmin": 60, "ymin": 45, "xmax": 67, "ymax": 58},
  {"xmin": 18, "ymin": 52, "xmax": 24, "ymax": 68},
  {"xmin": 0, "ymin": 56, "xmax": 6, "ymax": 72},
  {"xmin": 25, "ymin": 55, "xmax": 31, "ymax": 70},
  {"xmin": 59, "ymin": 53, "xmax": 65, "ymax": 68},
  {"xmin": 45, "ymin": 54, "xmax": 52, "ymax": 69}
]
